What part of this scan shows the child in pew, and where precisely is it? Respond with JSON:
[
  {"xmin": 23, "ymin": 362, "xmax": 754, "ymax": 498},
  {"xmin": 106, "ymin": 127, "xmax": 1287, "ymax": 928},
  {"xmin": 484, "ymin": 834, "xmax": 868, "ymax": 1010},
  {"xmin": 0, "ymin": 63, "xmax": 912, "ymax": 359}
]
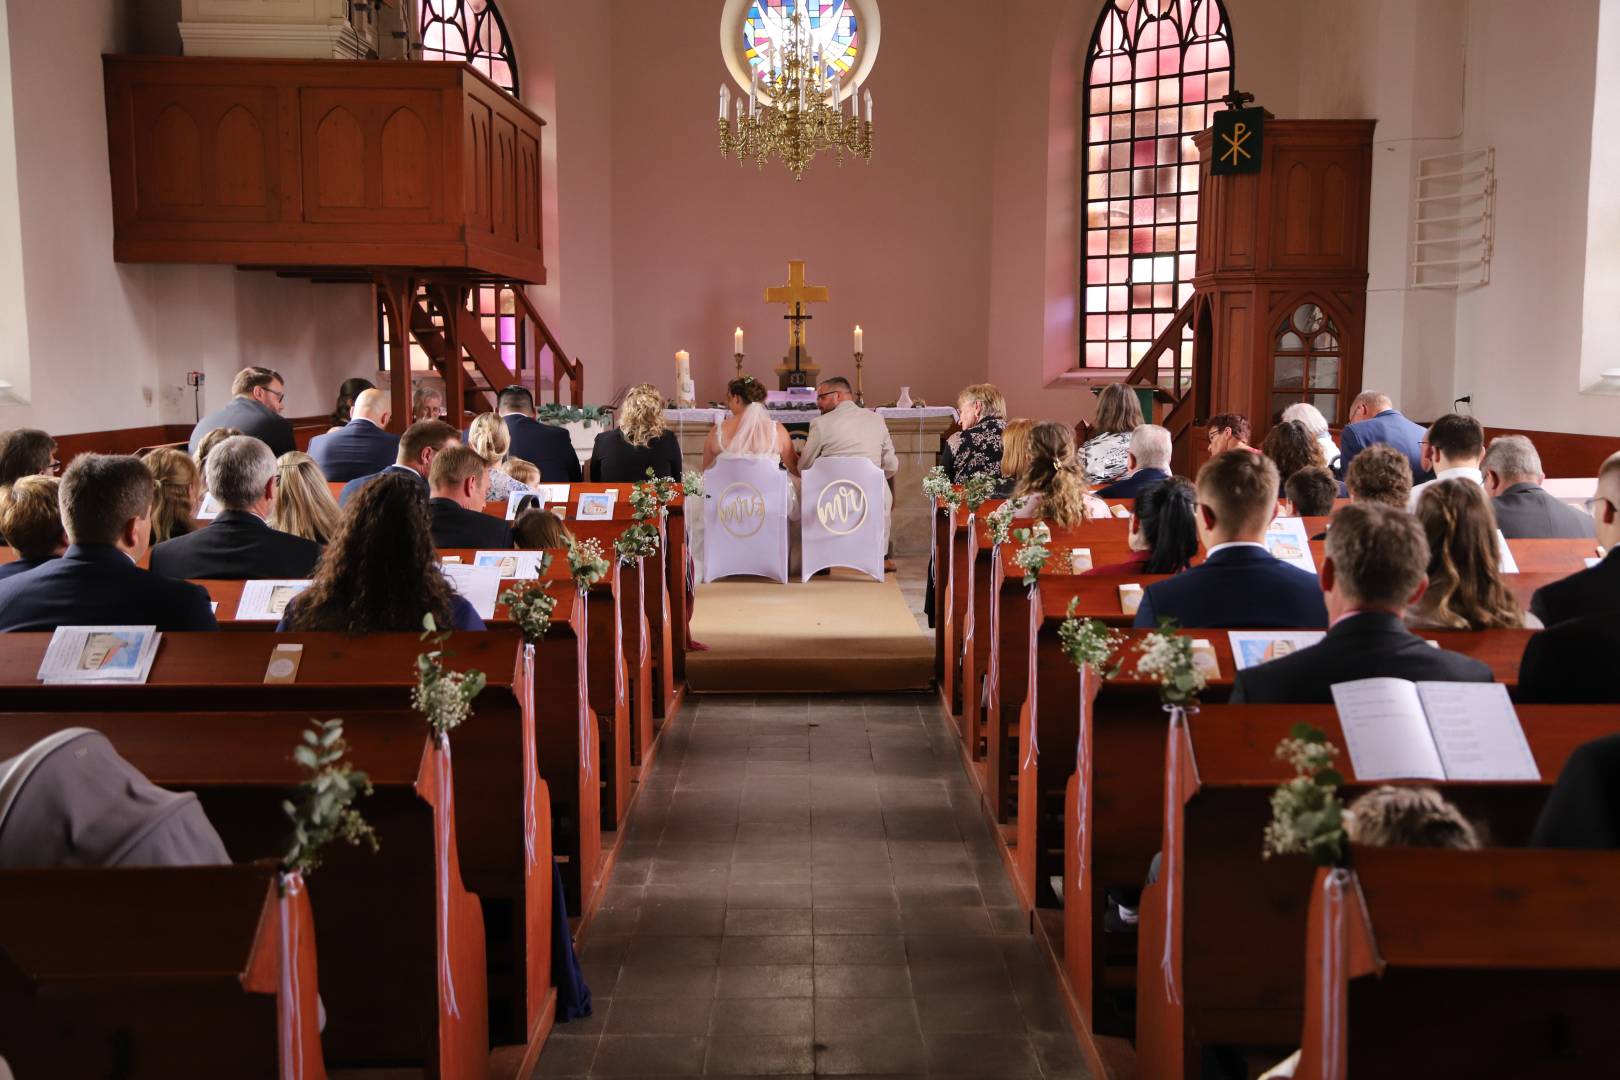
[
  {"xmin": 1084, "ymin": 475, "xmax": 1198, "ymax": 576},
  {"xmin": 503, "ymin": 457, "xmax": 541, "ymax": 490},
  {"xmin": 512, "ymin": 507, "xmax": 572, "ymax": 549},
  {"xmin": 1259, "ymin": 786, "xmax": 1481, "ymax": 1080}
]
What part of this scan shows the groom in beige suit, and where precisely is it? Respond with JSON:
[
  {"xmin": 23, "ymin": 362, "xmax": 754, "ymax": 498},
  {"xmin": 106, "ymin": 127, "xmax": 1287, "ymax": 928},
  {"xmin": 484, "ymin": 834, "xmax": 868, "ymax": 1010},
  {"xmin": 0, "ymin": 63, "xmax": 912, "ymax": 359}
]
[{"xmin": 799, "ymin": 377, "xmax": 900, "ymax": 563}]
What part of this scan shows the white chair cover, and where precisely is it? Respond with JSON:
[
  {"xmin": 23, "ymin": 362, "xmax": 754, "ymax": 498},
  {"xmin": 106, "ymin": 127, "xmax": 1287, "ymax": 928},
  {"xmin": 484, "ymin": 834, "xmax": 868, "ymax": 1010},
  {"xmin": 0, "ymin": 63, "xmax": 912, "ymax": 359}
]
[
  {"xmin": 702, "ymin": 458, "xmax": 791, "ymax": 584},
  {"xmin": 800, "ymin": 457, "xmax": 887, "ymax": 582}
]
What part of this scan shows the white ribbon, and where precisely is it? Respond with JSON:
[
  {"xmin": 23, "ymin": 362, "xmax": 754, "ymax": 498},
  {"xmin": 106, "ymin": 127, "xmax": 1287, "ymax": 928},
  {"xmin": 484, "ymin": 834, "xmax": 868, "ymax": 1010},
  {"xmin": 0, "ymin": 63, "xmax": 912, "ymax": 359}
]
[
  {"xmin": 1160, "ymin": 704, "xmax": 1188, "ymax": 1006},
  {"xmin": 1319, "ymin": 868, "xmax": 1351, "ymax": 1080},
  {"xmin": 522, "ymin": 645, "xmax": 537, "ymax": 871},
  {"xmin": 1021, "ymin": 582, "xmax": 1041, "ymax": 773},
  {"xmin": 277, "ymin": 873, "xmax": 305, "ymax": 1080},
  {"xmin": 435, "ymin": 741, "xmax": 461, "ymax": 1019},
  {"xmin": 1073, "ymin": 666, "xmax": 1091, "ymax": 879}
]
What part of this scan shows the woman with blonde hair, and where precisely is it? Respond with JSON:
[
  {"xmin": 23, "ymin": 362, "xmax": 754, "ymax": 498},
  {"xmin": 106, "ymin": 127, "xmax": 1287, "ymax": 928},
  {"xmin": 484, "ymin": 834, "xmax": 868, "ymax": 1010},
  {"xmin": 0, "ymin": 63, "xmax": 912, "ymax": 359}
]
[
  {"xmin": 468, "ymin": 412, "xmax": 523, "ymax": 500},
  {"xmin": 943, "ymin": 383, "xmax": 1007, "ymax": 484},
  {"xmin": 1407, "ymin": 479, "xmax": 1538, "ymax": 630},
  {"xmin": 997, "ymin": 418, "xmax": 1036, "ymax": 496},
  {"xmin": 144, "ymin": 448, "xmax": 201, "ymax": 544},
  {"xmin": 1081, "ymin": 383, "xmax": 1144, "ymax": 486},
  {"xmin": 270, "ymin": 451, "xmax": 342, "ymax": 545},
  {"xmin": 592, "ymin": 383, "xmax": 683, "ymax": 482},
  {"xmin": 1014, "ymin": 421, "xmax": 1108, "ymax": 526}
]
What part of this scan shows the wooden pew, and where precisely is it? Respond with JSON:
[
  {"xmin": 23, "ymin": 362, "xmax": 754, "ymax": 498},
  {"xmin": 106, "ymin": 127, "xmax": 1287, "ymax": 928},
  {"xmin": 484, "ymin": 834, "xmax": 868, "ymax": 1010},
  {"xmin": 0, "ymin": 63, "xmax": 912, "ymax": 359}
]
[
  {"xmin": 0, "ymin": 860, "xmax": 325, "ymax": 1079},
  {"xmin": 1295, "ymin": 849, "xmax": 1620, "ymax": 1079},
  {"xmin": 0, "ymin": 631, "xmax": 551, "ymax": 1078},
  {"xmin": 1135, "ymin": 703, "xmax": 1619, "ymax": 1080}
]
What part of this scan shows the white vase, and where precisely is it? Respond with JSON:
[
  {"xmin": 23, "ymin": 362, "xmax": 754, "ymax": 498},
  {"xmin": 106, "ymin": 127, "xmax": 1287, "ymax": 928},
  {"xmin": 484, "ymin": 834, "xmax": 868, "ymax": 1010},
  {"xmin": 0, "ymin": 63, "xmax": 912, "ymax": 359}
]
[{"xmin": 895, "ymin": 386, "xmax": 913, "ymax": 409}]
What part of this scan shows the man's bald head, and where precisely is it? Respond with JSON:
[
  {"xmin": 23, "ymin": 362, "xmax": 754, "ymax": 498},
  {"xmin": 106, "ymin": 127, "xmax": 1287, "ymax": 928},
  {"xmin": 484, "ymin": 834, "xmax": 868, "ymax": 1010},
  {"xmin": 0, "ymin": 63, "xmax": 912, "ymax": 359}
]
[{"xmin": 353, "ymin": 387, "xmax": 390, "ymax": 424}]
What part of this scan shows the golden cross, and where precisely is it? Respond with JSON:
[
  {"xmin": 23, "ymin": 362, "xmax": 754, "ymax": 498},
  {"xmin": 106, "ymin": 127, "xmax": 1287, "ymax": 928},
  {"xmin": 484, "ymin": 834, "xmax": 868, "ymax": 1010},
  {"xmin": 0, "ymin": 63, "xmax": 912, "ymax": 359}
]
[
  {"xmin": 765, "ymin": 260, "xmax": 830, "ymax": 351},
  {"xmin": 1219, "ymin": 121, "xmax": 1252, "ymax": 166}
]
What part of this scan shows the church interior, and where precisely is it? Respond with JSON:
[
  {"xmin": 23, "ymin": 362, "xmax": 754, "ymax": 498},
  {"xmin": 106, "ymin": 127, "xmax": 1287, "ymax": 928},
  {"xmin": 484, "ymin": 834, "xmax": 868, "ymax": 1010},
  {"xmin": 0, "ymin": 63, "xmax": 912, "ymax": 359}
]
[{"xmin": 0, "ymin": 0, "xmax": 1618, "ymax": 1077}]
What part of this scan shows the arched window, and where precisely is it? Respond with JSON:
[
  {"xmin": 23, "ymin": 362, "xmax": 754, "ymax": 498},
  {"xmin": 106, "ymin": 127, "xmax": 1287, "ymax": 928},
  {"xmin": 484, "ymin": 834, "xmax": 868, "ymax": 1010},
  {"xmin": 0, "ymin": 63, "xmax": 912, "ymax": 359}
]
[
  {"xmin": 419, "ymin": 0, "xmax": 519, "ymax": 97},
  {"xmin": 1271, "ymin": 302, "xmax": 1340, "ymax": 423},
  {"xmin": 383, "ymin": 1, "xmax": 523, "ymax": 383},
  {"xmin": 1080, "ymin": 0, "xmax": 1233, "ymax": 370}
]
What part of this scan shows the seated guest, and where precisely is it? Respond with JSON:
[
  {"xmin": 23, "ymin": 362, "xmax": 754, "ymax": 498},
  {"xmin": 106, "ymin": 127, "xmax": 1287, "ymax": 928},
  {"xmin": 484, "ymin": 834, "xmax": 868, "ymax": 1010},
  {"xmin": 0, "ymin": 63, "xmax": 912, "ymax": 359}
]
[
  {"xmin": 270, "ymin": 452, "xmax": 342, "ymax": 545},
  {"xmin": 1095, "ymin": 424, "xmax": 1172, "ymax": 500},
  {"xmin": 195, "ymin": 426, "xmax": 241, "ymax": 476},
  {"xmin": 941, "ymin": 383, "xmax": 1007, "ymax": 485},
  {"xmin": 1280, "ymin": 401, "xmax": 1340, "ymax": 472},
  {"xmin": 1345, "ymin": 443, "xmax": 1413, "ymax": 509},
  {"xmin": 280, "ymin": 473, "xmax": 483, "ymax": 632},
  {"xmin": 427, "ymin": 446, "xmax": 512, "ymax": 550},
  {"xmin": 995, "ymin": 418, "xmax": 1034, "ymax": 497},
  {"xmin": 338, "ymin": 419, "xmax": 459, "ymax": 505},
  {"xmin": 1336, "ymin": 389, "xmax": 1429, "ymax": 482},
  {"xmin": 591, "ymin": 383, "xmax": 684, "ymax": 482},
  {"xmin": 187, "ymin": 366, "xmax": 294, "ymax": 458},
  {"xmin": 1481, "ymin": 435, "xmax": 1597, "ymax": 539},
  {"xmin": 149, "ymin": 436, "xmax": 321, "ymax": 581},
  {"xmin": 1346, "ymin": 784, "xmax": 1482, "ymax": 850},
  {"xmin": 412, "ymin": 382, "xmax": 446, "ymax": 423},
  {"xmin": 1286, "ymin": 466, "xmax": 1338, "ymax": 519},
  {"xmin": 1406, "ymin": 480, "xmax": 1535, "ymax": 630},
  {"xmin": 143, "ymin": 448, "xmax": 201, "ymax": 544},
  {"xmin": 468, "ymin": 412, "xmax": 524, "ymax": 500},
  {"xmin": 1408, "ymin": 412, "xmax": 1485, "ymax": 509},
  {"xmin": 513, "ymin": 507, "xmax": 572, "ymax": 549},
  {"xmin": 1087, "ymin": 476, "xmax": 1197, "ymax": 576},
  {"xmin": 0, "ymin": 454, "xmax": 216, "ymax": 632},
  {"xmin": 0, "ymin": 428, "xmax": 58, "ymax": 487},
  {"xmin": 1135, "ymin": 452, "xmax": 1327, "ymax": 628},
  {"xmin": 0, "ymin": 477, "xmax": 65, "ymax": 581},
  {"xmin": 1517, "ymin": 609, "xmax": 1620, "ymax": 705},
  {"xmin": 1262, "ymin": 419, "xmax": 1331, "ymax": 489},
  {"xmin": 499, "ymin": 385, "xmax": 582, "ymax": 483},
  {"xmin": 1528, "ymin": 733, "xmax": 1620, "ymax": 848},
  {"xmin": 1205, "ymin": 412, "xmax": 1258, "ymax": 456},
  {"xmin": 1081, "ymin": 383, "xmax": 1142, "ymax": 486},
  {"xmin": 504, "ymin": 458, "xmax": 541, "ymax": 489},
  {"xmin": 1013, "ymin": 421, "xmax": 1109, "ymax": 526},
  {"xmin": 1230, "ymin": 503, "xmax": 1491, "ymax": 703},
  {"xmin": 307, "ymin": 387, "xmax": 398, "ymax": 483},
  {"xmin": 1530, "ymin": 451, "xmax": 1620, "ymax": 626},
  {"xmin": 326, "ymin": 376, "xmax": 375, "ymax": 433}
]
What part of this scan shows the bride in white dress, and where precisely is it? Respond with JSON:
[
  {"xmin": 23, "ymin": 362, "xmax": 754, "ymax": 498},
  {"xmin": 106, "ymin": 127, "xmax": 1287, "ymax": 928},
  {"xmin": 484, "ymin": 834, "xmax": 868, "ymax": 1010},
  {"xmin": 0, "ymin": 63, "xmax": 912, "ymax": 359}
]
[{"xmin": 691, "ymin": 381, "xmax": 801, "ymax": 581}]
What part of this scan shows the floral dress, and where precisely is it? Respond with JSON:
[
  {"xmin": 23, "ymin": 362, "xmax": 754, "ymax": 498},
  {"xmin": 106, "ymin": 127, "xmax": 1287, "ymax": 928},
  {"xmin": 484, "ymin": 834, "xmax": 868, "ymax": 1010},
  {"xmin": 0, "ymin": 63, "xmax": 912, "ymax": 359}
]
[{"xmin": 946, "ymin": 417, "xmax": 1006, "ymax": 484}]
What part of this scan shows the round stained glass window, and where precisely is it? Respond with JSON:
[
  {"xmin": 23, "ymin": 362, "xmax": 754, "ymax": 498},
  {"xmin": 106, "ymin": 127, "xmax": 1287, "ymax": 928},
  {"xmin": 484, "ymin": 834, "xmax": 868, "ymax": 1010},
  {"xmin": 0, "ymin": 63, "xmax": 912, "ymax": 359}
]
[{"xmin": 720, "ymin": 0, "xmax": 881, "ymax": 104}]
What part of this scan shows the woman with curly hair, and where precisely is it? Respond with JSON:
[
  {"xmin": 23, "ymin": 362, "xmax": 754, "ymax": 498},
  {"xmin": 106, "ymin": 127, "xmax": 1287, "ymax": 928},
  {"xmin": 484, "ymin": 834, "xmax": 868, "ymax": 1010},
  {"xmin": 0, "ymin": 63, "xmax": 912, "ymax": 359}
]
[
  {"xmin": 276, "ymin": 472, "xmax": 484, "ymax": 632},
  {"xmin": 144, "ymin": 447, "xmax": 201, "ymax": 544},
  {"xmin": 1406, "ymin": 479, "xmax": 1537, "ymax": 630},
  {"xmin": 1014, "ymin": 421, "xmax": 1108, "ymax": 527},
  {"xmin": 270, "ymin": 451, "xmax": 342, "ymax": 544},
  {"xmin": 592, "ymin": 383, "xmax": 684, "ymax": 481},
  {"xmin": 1261, "ymin": 419, "xmax": 1330, "ymax": 487}
]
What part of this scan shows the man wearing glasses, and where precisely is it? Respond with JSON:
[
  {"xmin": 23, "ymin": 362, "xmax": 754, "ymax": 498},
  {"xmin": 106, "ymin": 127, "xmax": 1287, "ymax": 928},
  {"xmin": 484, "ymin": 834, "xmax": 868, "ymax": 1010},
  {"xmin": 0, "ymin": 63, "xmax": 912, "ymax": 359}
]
[
  {"xmin": 799, "ymin": 376, "xmax": 899, "ymax": 565},
  {"xmin": 187, "ymin": 366, "xmax": 295, "ymax": 459}
]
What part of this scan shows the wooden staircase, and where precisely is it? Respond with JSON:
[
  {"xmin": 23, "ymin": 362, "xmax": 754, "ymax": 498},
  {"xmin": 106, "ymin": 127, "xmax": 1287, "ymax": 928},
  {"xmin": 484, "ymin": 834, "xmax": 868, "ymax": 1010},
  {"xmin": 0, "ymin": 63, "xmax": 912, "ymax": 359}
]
[{"xmin": 1122, "ymin": 295, "xmax": 1209, "ymax": 476}]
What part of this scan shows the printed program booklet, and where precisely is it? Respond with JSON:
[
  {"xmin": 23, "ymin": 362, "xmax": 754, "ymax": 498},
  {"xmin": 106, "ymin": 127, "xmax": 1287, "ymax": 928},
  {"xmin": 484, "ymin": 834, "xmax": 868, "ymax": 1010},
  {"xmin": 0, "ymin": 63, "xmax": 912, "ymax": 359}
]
[
  {"xmin": 441, "ymin": 562, "xmax": 502, "ymax": 619},
  {"xmin": 1228, "ymin": 630, "xmax": 1327, "ymax": 670},
  {"xmin": 235, "ymin": 580, "xmax": 313, "ymax": 622},
  {"xmin": 506, "ymin": 484, "xmax": 572, "ymax": 519},
  {"xmin": 1263, "ymin": 517, "xmax": 1317, "ymax": 574},
  {"xmin": 37, "ymin": 626, "xmax": 161, "ymax": 684},
  {"xmin": 473, "ymin": 550, "xmax": 548, "ymax": 580},
  {"xmin": 1329, "ymin": 678, "xmax": 1539, "ymax": 782}
]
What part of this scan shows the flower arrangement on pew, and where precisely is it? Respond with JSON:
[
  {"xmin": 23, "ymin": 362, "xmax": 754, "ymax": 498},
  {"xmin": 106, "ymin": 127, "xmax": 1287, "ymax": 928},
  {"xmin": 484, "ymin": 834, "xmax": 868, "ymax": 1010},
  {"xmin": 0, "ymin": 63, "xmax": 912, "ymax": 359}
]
[
  {"xmin": 681, "ymin": 469, "xmax": 705, "ymax": 499},
  {"xmin": 616, "ymin": 469, "xmax": 672, "ymax": 564},
  {"xmin": 922, "ymin": 465, "xmax": 962, "ymax": 508},
  {"xmin": 413, "ymin": 613, "xmax": 487, "ymax": 741},
  {"xmin": 567, "ymin": 535, "xmax": 611, "ymax": 590},
  {"xmin": 499, "ymin": 552, "xmax": 557, "ymax": 643},
  {"xmin": 282, "ymin": 718, "xmax": 378, "ymax": 879},
  {"xmin": 1133, "ymin": 617, "xmax": 1207, "ymax": 708},
  {"xmin": 1011, "ymin": 521, "xmax": 1053, "ymax": 587},
  {"xmin": 986, "ymin": 496, "xmax": 1026, "ymax": 546},
  {"xmin": 1058, "ymin": 598, "xmax": 1124, "ymax": 678},
  {"xmin": 1262, "ymin": 723, "xmax": 1348, "ymax": 867},
  {"xmin": 961, "ymin": 472, "xmax": 996, "ymax": 512}
]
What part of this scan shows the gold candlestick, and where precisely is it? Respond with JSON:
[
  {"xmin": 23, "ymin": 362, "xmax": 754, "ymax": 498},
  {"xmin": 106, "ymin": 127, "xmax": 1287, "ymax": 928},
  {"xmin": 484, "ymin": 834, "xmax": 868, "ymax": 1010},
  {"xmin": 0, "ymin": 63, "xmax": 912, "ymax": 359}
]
[
  {"xmin": 853, "ymin": 351, "xmax": 865, "ymax": 407},
  {"xmin": 735, "ymin": 352, "xmax": 745, "ymax": 380}
]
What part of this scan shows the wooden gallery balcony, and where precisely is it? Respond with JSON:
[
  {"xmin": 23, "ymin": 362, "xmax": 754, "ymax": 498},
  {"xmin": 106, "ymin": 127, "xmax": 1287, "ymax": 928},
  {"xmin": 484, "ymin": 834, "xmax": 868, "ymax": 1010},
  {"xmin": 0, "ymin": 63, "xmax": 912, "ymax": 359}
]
[{"xmin": 102, "ymin": 55, "xmax": 546, "ymax": 285}]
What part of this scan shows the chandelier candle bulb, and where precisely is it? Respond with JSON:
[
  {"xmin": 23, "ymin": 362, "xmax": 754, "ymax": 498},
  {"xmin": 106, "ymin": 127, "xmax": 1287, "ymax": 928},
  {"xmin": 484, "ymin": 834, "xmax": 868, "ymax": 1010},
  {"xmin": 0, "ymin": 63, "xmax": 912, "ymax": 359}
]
[
  {"xmin": 864, "ymin": 89, "xmax": 874, "ymax": 125},
  {"xmin": 719, "ymin": 84, "xmax": 729, "ymax": 120}
]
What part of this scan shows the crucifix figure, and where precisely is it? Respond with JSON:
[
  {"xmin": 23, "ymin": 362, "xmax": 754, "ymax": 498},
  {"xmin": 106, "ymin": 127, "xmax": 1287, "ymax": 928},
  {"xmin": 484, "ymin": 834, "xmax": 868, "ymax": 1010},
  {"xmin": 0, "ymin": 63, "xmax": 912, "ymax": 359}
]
[{"xmin": 765, "ymin": 259, "xmax": 829, "ymax": 389}]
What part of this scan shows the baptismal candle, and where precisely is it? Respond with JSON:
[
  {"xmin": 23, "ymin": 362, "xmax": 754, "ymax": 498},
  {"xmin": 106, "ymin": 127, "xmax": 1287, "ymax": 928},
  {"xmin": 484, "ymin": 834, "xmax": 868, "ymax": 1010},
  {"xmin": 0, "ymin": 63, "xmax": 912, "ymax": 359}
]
[
  {"xmin": 734, "ymin": 327, "xmax": 745, "ymax": 354},
  {"xmin": 675, "ymin": 350, "xmax": 691, "ymax": 381},
  {"xmin": 853, "ymin": 325, "xmax": 863, "ymax": 353}
]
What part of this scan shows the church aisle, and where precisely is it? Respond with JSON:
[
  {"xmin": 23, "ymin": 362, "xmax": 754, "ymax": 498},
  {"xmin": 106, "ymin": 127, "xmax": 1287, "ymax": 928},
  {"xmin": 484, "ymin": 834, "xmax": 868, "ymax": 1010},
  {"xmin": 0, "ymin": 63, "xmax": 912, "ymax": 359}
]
[{"xmin": 538, "ymin": 693, "xmax": 1089, "ymax": 1078}]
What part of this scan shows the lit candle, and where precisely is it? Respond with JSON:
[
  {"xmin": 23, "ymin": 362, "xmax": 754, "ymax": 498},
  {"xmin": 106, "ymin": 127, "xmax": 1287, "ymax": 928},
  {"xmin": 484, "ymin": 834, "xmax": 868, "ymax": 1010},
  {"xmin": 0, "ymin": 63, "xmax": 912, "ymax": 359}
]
[
  {"xmin": 675, "ymin": 349, "xmax": 690, "ymax": 380},
  {"xmin": 853, "ymin": 325, "xmax": 863, "ymax": 353},
  {"xmin": 735, "ymin": 327, "xmax": 745, "ymax": 354}
]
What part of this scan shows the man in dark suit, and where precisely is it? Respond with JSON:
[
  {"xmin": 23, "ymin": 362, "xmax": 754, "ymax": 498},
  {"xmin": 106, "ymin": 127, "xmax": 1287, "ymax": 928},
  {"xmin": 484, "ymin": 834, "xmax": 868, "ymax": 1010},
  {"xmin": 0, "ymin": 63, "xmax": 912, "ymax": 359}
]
[
  {"xmin": 338, "ymin": 419, "xmax": 459, "ymax": 506},
  {"xmin": 187, "ymin": 366, "xmax": 295, "ymax": 458},
  {"xmin": 1135, "ymin": 451, "xmax": 1328, "ymax": 629},
  {"xmin": 307, "ymin": 387, "xmax": 400, "ymax": 483},
  {"xmin": 1095, "ymin": 424, "xmax": 1173, "ymax": 499},
  {"xmin": 1334, "ymin": 390, "xmax": 1430, "ymax": 483},
  {"xmin": 1481, "ymin": 435, "xmax": 1597, "ymax": 540},
  {"xmin": 0, "ymin": 454, "xmax": 217, "ymax": 632},
  {"xmin": 1529, "ymin": 733, "xmax": 1620, "ymax": 848},
  {"xmin": 427, "ymin": 446, "xmax": 512, "ymax": 550},
  {"xmin": 498, "ymin": 385, "xmax": 582, "ymax": 483},
  {"xmin": 1230, "ymin": 503, "xmax": 1492, "ymax": 703},
  {"xmin": 149, "ymin": 436, "xmax": 321, "ymax": 581},
  {"xmin": 1529, "ymin": 452, "xmax": 1620, "ymax": 626},
  {"xmin": 1516, "ymin": 613, "xmax": 1619, "ymax": 705}
]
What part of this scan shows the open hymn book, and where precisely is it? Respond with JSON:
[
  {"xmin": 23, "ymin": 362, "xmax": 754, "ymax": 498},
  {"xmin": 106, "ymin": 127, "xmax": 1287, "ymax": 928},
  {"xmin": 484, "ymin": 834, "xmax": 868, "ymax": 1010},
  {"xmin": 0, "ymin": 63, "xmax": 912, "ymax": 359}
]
[{"xmin": 1329, "ymin": 678, "xmax": 1539, "ymax": 782}]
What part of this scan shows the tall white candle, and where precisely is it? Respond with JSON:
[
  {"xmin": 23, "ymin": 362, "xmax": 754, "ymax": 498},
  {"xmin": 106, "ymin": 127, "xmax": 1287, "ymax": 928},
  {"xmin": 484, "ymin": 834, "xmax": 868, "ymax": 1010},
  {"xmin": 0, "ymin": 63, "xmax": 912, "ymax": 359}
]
[
  {"xmin": 734, "ymin": 327, "xmax": 745, "ymax": 354},
  {"xmin": 675, "ymin": 349, "xmax": 690, "ymax": 380},
  {"xmin": 853, "ymin": 325, "xmax": 863, "ymax": 353}
]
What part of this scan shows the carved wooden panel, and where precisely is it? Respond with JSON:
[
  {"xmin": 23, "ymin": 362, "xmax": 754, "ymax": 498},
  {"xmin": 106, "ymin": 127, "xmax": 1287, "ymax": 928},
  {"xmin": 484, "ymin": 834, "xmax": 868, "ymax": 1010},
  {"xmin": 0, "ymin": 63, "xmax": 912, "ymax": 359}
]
[
  {"xmin": 1270, "ymin": 147, "xmax": 1367, "ymax": 270},
  {"xmin": 299, "ymin": 89, "xmax": 441, "ymax": 223},
  {"xmin": 130, "ymin": 85, "xmax": 278, "ymax": 221}
]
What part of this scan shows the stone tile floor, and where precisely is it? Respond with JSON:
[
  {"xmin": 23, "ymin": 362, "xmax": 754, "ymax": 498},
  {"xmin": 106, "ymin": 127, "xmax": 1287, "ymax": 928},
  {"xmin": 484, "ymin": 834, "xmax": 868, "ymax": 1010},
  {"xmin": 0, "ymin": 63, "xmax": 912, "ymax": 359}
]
[{"xmin": 536, "ymin": 693, "xmax": 1090, "ymax": 1078}]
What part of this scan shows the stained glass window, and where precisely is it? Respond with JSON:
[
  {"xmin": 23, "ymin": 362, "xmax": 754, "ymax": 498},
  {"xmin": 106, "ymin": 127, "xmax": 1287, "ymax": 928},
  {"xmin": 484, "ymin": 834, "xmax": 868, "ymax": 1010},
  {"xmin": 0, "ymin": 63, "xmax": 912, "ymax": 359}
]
[
  {"xmin": 419, "ymin": 0, "xmax": 519, "ymax": 98},
  {"xmin": 1270, "ymin": 303, "xmax": 1340, "ymax": 423},
  {"xmin": 744, "ymin": 1, "xmax": 860, "ymax": 81},
  {"xmin": 1081, "ymin": 0, "xmax": 1233, "ymax": 370}
]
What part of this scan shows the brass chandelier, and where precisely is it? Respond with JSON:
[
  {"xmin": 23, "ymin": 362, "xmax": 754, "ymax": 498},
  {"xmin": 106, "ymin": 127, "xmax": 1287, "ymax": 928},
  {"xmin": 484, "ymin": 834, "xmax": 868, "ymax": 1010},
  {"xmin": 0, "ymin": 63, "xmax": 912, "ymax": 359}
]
[{"xmin": 717, "ymin": 10, "xmax": 873, "ymax": 182}]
